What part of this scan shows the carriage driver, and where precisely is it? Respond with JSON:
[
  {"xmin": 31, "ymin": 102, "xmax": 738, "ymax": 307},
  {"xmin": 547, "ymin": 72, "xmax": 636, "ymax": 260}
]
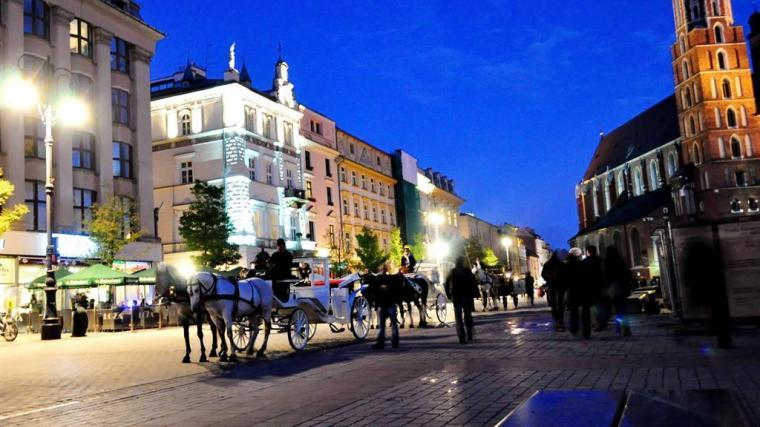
[
  {"xmin": 400, "ymin": 246, "xmax": 416, "ymax": 274},
  {"xmin": 269, "ymin": 238, "xmax": 294, "ymax": 301}
]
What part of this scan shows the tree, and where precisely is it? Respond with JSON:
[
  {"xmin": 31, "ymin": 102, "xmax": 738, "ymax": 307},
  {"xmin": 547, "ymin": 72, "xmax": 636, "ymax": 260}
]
[
  {"xmin": 387, "ymin": 228, "xmax": 404, "ymax": 270},
  {"xmin": 482, "ymin": 248, "xmax": 500, "ymax": 268},
  {"xmin": 0, "ymin": 169, "xmax": 27, "ymax": 235},
  {"xmin": 87, "ymin": 197, "xmax": 141, "ymax": 265},
  {"xmin": 409, "ymin": 232, "xmax": 427, "ymax": 263},
  {"xmin": 354, "ymin": 226, "xmax": 388, "ymax": 272},
  {"xmin": 461, "ymin": 236, "xmax": 485, "ymax": 268},
  {"xmin": 325, "ymin": 229, "xmax": 349, "ymax": 278},
  {"xmin": 179, "ymin": 181, "xmax": 241, "ymax": 269}
]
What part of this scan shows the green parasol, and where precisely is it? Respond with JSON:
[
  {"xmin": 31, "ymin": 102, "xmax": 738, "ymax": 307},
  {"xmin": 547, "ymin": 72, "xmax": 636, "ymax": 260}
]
[
  {"xmin": 131, "ymin": 268, "xmax": 156, "ymax": 284},
  {"xmin": 58, "ymin": 264, "xmax": 139, "ymax": 288},
  {"xmin": 27, "ymin": 269, "xmax": 72, "ymax": 290}
]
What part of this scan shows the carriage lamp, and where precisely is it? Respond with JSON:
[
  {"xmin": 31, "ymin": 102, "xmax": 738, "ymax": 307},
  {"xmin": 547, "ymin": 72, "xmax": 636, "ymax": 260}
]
[{"xmin": 1, "ymin": 56, "xmax": 90, "ymax": 341}]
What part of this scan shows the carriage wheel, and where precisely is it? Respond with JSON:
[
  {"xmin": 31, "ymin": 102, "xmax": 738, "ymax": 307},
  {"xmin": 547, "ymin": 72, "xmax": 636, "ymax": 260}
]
[
  {"xmin": 351, "ymin": 296, "xmax": 370, "ymax": 341},
  {"xmin": 436, "ymin": 293, "xmax": 448, "ymax": 324},
  {"xmin": 231, "ymin": 318, "xmax": 253, "ymax": 352},
  {"xmin": 287, "ymin": 308, "xmax": 310, "ymax": 351},
  {"xmin": 308, "ymin": 321, "xmax": 318, "ymax": 340},
  {"xmin": 4, "ymin": 321, "xmax": 18, "ymax": 342}
]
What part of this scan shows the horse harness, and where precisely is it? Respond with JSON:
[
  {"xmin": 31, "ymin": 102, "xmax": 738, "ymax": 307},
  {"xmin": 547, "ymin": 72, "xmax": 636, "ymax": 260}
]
[{"xmin": 196, "ymin": 273, "xmax": 262, "ymax": 318}]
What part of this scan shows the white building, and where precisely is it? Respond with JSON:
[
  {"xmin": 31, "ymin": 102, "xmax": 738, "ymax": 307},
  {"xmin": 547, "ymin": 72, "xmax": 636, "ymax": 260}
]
[
  {"xmin": 0, "ymin": 0, "xmax": 163, "ymax": 310},
  {"xmin": 151, "ymin": 51, "xmax": 311, "ymax": 269}
]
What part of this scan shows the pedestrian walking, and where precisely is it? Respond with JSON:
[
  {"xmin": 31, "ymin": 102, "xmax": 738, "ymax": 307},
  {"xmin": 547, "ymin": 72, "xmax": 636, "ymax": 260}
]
[
  {"xmin": 372, "ymin": 264, "xmax": 401, "ymax": 350},
  {"xmin": 542, "ymin": 251, "xmax": 567, "ymax": 331},
  {"xmin": 506, "ymin": 274, "xmax": 518, "ymax": 308},
  {"xmin": 445, "ymin": 256, "xmax": 479, "ymax": 344},
  {"xmin": 525, "ymin": 273, "xmax": 535, "ymax": 305},
  {"xmin": 566, "ymin": 247, "xmax": 592, "ymax": 338},
  {"xmin": 583, "ymin": 246, "xmax": 604, "ymax": 332},
  {"xmin": 604, "ymin": 246, "xmax": 633, "ymax": 336}
]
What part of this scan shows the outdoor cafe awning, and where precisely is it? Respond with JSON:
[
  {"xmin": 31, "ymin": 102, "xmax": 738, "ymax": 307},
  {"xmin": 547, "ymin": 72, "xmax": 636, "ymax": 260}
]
[
  {"xmin": 58, "ymin": 264, "xmax": 139, "ymax": 289},
  {"xmin": 27, "ymin": 269, "xmax": 72, "ymax": 290},
  {"xmin": 131, "ymin": 268, "xmax": 156, "ymax": 284}
]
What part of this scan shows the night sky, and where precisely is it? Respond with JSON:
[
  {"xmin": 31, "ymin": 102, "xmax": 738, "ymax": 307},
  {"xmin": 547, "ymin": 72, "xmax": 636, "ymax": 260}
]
[{"xmin": 140, "ymin": 0, "xmax": 757, "ymax": 248}]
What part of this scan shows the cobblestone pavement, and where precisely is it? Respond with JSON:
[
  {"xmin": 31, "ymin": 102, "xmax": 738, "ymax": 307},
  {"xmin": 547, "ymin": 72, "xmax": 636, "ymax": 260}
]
[{"xmin": 2, "ymin": 302, "xmax": 760, "ymax": 426}]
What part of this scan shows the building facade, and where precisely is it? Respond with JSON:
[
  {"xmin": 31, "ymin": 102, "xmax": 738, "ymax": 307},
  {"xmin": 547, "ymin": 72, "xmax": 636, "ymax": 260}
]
[
  {"xmin": 335, "ymin": 129, "xmax": 396, "ymax": 256},
  {"xmin": 459, "ymin": 213, "xmax": 507, "ymax": 262},
  {"xmin": 151, "ymin": 55, "xmax": 309, "ymax": 269},
  {"xmin": 299, "ymin": 106, "xmax": 339, "ymax": 257},
  {"xmin": 0, "ymin": 0, "xmax": 162, "ymax": 309},
  {"xmin": 417, "ymin": 167, "xmax": 463, "ymax": 244},
  {"xmin": 576, "ymin": 0, "xmax": 760, "ymax": 319}
]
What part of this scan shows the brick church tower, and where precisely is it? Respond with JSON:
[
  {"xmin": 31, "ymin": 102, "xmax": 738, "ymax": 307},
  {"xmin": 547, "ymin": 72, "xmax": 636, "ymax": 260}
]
[{"xmin": 671, "ymin": 0, "xmax": 760, "ymax": 221}]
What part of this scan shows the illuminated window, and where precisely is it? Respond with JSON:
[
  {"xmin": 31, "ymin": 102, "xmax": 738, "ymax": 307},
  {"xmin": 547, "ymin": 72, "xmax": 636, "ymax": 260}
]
[
  {"xmin": 306, "ymin": 180, "xmax": 314, "ymax": 199},
  {"xmin": 69, "ymin": 19, "xmax": 91, "ymax": 57},
  {"xmin": 667, "ymin": 152, "xmax": 678, "ymax": 177},
  {"xmin": 24, "ymin": 117, "xmax": 44, "ymax": 159}
]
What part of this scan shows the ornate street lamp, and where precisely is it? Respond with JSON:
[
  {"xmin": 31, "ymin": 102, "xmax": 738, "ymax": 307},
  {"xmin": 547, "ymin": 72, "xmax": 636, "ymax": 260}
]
[{"xmin": 0, "ymin": 56, "xmax": 88, "ymax": 340}]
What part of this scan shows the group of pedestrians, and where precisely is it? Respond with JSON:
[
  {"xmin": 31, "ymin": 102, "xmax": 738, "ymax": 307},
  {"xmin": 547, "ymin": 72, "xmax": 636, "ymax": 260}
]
[{"xmin": 542, "ymin": 245, "xmax": 633, "ymax": 339}]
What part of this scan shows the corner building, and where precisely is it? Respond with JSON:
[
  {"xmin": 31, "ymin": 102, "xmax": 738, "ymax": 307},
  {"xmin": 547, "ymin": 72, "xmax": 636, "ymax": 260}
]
[
  {"xmin": 151, "ymin": 58, "xmax": 309, "ymax": 268},
  {"xmin": 0, "ymin": 0, "xmax": 162, "ymax": 309}
]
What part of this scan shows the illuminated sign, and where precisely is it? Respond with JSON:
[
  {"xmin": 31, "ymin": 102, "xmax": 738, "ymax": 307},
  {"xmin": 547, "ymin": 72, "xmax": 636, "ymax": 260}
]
[
  {"xmin": 53, "ymin": 233, "xmax": 97, "ymax": 259},
  {"xmin": 0, "ymin": 257, "xmax": 16, "ymax": 284}
]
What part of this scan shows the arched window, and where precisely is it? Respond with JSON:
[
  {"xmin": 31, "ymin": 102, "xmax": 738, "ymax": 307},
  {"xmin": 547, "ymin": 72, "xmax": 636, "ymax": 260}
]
[
  {"xmin": 244, "ymin": 106, "xmax": 256, "ymax": 132},
  {"xmin": 691, "ymin": 143, "xmax": 702, "ymax": 165},
  {"xmin": 682, "ymin": 60, "xmax": 690, "ymax": 79},
  {"xmin": 649, "ymin": 159, "xmax": 661, "ymax": 189},
  {"xmin": 714, "ymin": 25, "xmax": 724, "ymax": 43},
  {"xmin": 717, "ymin": 51, "xmax": 727, "ymax": 70},
  {"xmin": 679, "ymin": 35, "xmax": 687, "ymax": 55},
  {"xmin": 616, "ymin": 171, "xmax": 625, "ymax": 196},
  {"xmin": 727, "ymin": 108, "xmax": 738, "ymax": 128},
  {"xmin": 722, "ymin": 79, "xmax": 732, "ymax": 98},
  {"xmin": 731, "ymin": 137, "xmax": 742, "ymax": 158},
  {"xmin": 667, "ymin": 152, "xmax": 678, "ymax": 177},
  {"xmin": 684, "ymin": 87, "xmax": 693, "ymax": 107},
  {"xmin": 179, "ymin": 110, "xmax": 191, "ymax": 136},
  {"xmin": 689, "ymin": 116, "xmax": 697, "ymax": 135},
  {"xmin": 630, "ymin": 228, "xmax": 643, "ymax": 266},
  {"xmin": 633, "ymin": 167, "xmax": 645, "ymax": 196},
  {"xmin": 712, "ymin": 0, "xmax": 721, "ymax": 16}
]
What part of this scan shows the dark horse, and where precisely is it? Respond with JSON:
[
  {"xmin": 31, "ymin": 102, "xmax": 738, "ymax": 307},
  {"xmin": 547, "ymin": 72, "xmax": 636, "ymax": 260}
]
[
  {"xmin": 361, "ymin": 273, "xmax": 428, "ymax": 329},
  {"xmin": 156, "ymin": 263, "xmax": 218, "ymax": 363}
]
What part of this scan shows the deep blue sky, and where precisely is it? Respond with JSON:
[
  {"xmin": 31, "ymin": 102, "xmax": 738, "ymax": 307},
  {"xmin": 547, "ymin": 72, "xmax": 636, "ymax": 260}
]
[{"xmin": 141, "ymin": 0, "xmax": 756, "ymax": 248}]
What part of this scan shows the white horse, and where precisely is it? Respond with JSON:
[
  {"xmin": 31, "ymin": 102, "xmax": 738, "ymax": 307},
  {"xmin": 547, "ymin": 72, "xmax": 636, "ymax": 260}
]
[{"xmin": 188, "ymin": 272, "xmax": 273, "ymax": 362}]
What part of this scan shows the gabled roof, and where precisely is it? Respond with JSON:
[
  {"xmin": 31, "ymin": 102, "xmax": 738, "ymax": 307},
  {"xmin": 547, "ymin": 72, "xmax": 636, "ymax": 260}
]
[{"xmin": 583, "ymin": 95, "xmax": 679, "ymax": 181}]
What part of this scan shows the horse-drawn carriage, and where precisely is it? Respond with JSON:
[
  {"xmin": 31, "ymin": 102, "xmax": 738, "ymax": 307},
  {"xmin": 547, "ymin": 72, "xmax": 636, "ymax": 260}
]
[
  {"xmin": 410, "ymin": 262, "xmax": 450, "ymax": 325},
  {"xmin": 229, "ymin": 257, "xmax": 372, "ymax": 352}
]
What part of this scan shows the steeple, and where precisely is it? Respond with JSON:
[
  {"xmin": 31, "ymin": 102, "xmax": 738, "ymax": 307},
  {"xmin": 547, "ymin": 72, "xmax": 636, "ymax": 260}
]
[
  {"xmin": 673, "ymin": 0, "xmax": 733, "ymax": 32},
  {"xmin": 239, "ymin": 59, "xmax": 251, "ymax": 86},
  {"xmin": 271, "ymin": 44, "xmax": 296, "ymax": 108}
]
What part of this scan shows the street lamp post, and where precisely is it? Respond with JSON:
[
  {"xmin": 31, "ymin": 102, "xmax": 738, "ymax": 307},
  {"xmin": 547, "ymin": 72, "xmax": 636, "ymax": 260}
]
[{"xmin": 1, "ymin": 56, "xmax": 88, "ymax": 340}]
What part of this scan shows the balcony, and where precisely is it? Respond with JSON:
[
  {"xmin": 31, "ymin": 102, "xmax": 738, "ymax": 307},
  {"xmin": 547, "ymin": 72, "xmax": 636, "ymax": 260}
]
[{"xmin": 284, "ymin": 188, "xmax": 309, "ymax": 208}]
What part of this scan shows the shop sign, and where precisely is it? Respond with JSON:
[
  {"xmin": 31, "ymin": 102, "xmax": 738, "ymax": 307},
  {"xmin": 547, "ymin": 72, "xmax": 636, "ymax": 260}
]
[{"xmin": 0, "ymin": 257, "xmax": 17, "ymax": 284}]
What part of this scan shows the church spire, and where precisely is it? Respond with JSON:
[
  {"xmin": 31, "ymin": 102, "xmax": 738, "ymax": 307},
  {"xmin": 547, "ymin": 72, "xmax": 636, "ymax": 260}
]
[
  {"xmin": 270, "ymin": 45, "xmax": 296, "ymax": 108},
  {"xmin": 239, "ymin": 58, "xmax": 251, "ymax": 85}
]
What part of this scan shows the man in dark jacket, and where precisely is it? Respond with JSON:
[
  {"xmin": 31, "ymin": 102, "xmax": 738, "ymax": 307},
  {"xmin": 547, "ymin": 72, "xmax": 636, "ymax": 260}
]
[
  {"xmin": 542, "ymin": 252, "xmax": 566, "ymax": 331},
  {"xmin": 269, "ymin": 238, "xmax": 294, "ymax": 301},
  {"xmin": 525, "ymin": 273, "xmax": 535, "ymax": 305},
  {"xmin": 566, "ymin": 247, "xmax": 590, "ymax": 338},
  {"xmin": 445, "ymin": 256, "xmax": 479, "ymax": 344}
]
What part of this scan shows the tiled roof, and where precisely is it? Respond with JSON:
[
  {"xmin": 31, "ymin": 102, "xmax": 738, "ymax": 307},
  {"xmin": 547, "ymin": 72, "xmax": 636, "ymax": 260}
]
[{"xmin": 583, "ymin": 95, "xmax": 680, "ymax": 181}]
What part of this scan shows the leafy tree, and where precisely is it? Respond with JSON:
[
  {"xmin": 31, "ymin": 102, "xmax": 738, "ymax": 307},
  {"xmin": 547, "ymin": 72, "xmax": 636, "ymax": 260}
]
[
  {"xmin": 87, "ymin": 197, "xmax": 141, "ymax": 265},
  {"xmin": 482, "ymin": 248, "xmax": 500, "ymax": 267},
  {"xmin": 409, "ymin": 232, "xmax": 427, "ymax": 263},
  {"xmin": 179, "ymin": 181, "xmax": 241, "ymax": 269},
  {"xmin": 325, "ymin": 229, "xmax": 349, "ymax": 277},
  {"xmin": 0, "ymin": 169, "xmax": 27, "ymax": 236},
  {"xmin": 387, "ymin": 228, "xmax": 404, "ymax": 270},
  {"xmin": 461, "ymin": 236, "xmax": 485, "ymax": 267},
  {"xmin": 354, "ymin": 226, "xmax": 388, "ymax": 272}
]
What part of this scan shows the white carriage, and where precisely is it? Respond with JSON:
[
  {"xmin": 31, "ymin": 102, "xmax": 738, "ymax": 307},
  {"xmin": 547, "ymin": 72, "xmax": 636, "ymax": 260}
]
[
  {"xmin": 231, "ymin": 257, "xmax": 371, "ymax": 352},
  {"xmin": 408, "ymin": 261, "xmax": 451, "ymax": 325}
]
